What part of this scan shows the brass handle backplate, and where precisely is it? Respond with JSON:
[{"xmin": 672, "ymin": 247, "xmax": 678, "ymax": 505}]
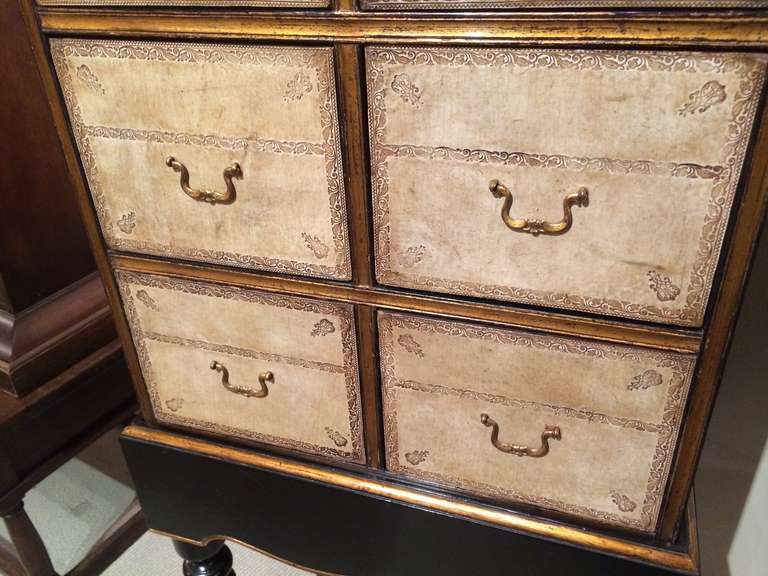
[
  {"xmin": 480, "ymin": 414, "xmax": 561, "ymax": 458},
  {"xmin": 210, "ymin": 360, "xmax": 272, "ymax": 398},
  {"xmin": 489, "ymin": 179, "xmax": 589, "ymax": 236},
  {"xmin": 166, "ymin": 156, "xmax": 242, "ymax": 205}
]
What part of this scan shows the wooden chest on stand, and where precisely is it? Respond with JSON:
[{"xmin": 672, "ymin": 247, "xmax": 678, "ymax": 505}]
[{"xmin": 23, "ymin": 0, "xmax": 768, "ymax": 572}]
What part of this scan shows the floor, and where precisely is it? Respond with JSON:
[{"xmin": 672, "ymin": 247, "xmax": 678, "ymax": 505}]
[{"xmin": 0, "ymin": 428, "xmax": 312, "ymax": 576}]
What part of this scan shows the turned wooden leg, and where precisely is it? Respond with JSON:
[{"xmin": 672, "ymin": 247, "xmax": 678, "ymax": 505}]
[
  {"xmin": 0, "ymin": 501, "xmax": 57, "ymax": 576},
  {"xmin": 173, "ymin": 539, "xmax": 235, "ymax": 576}
]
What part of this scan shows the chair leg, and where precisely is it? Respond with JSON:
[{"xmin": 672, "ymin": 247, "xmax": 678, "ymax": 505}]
[
  {"xmin": 1, "ymin": 500, "xmax": 57, "ymax": 576},
  {"xmin": 173, "ymin": 539, "xmax": 235, "ymax": 576}
]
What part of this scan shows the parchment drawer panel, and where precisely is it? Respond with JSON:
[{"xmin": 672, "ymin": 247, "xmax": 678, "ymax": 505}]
[
  {"xmin": 39, "ymin": 0, "xmax": 330, "ymax": 12},
  {"xmin": 379, "ymin": 312, "xmax": 696, "ymax": 532},
  {"xmin": 367, "ymin": 46, "xmax": 767, "ymax": 326},
  {"xmin": 116, "ymin": 270, "xmax": 365, "ymax": 464},
  {"xmin": 363, "ymin": 0, "xmax": 765, "ymax": 9},
  {"xmin": 52, "ymin": 39, "xmax": 350, "ymax": 281}
]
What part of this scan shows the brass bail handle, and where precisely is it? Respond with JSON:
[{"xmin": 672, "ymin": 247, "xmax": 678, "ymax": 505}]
[
  {"xmin": 166, "ymin": 156, "xmax": 242, "ymax": 205},
  {"xmin": 210, "ymin": 360, "xmax": 272, "ymax": 399},
  {"xmin": 480, "ymin": 413, "xmax": 561, "ymax": 458},
  {"xmin": 489, "ymin": 179, "xmax": 589, "ymax": 236}
]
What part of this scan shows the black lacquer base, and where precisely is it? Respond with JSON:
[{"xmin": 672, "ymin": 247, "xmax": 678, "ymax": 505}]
[
  {"xmin": 122, "ymin": 430, "xmax": 696, "ymax": 576},
  {"xmin": 174, "ymin": 539, "xmax": 235, "ymax": 576}
]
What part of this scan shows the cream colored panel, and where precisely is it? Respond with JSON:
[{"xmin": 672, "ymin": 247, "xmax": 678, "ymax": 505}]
[
  {"xmin": 364, "ymin": 0, "xmax": 765, "ymax": 8},
  {"xmin": 379, "ymin": 312, "xmax": 696, "ymax": 532},
  {"xmin": 145, "ymin": 340, "xmax": 354, "ymax": 458},
  {"xmin": 40, "ymin": 0, "xmax": 328, "ymax": 6},
  {"xmin": 52, "ymin": 39, "xmax": 350, "ymax": 280},
  {"xmin": 89, "ymin": 138, "xmax": 335, "ymax": 273},
  {"xmin": 367, "ymin": 46, "xmax": 767, "ymax": 326},
  {"xmin": 117, "ymin": 270, "xmax": 364, "ymax": 463}
]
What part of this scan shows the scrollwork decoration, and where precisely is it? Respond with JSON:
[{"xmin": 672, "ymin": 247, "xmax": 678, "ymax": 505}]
[
  {"xmin": 405, "ymin": 450, "xmax": 429, "ymax": 466},
  {"xmin": 397, "ymin": 334, "xmax": 424, "ymax": 358},
  {"xmin": 165, "ymin": 397, "xmax": 184, "ymax": 412},
  {"xmin": 647, "ymin": 271, "xmax": 681, "ymax": 302},
  {"xmin": 391, "ymin": 73, "xmax": 423, "ymax": 108},
  {"xmin": 679, "ymin": 81, "xmax": 727, "ymax": 116},
  {"xmin": 117, "ymin": 212, "xmax": 136, "ymax": 234},
  {"xmin": 325, "ymin": 427, "xmax": 348, "ymax": 447},
  {"xmin": 76, "ymin": 64, "xmax": 104, "ymax": 95},
  {"xmin": 400, "ymin": 245, "xmax": 426, "ymax": 268},
  {"xmin": 301, "ymin": 233, "xmax": 330, "ymax": 259},
  {"xmin": 610, "ymin": 491, "xmax": 638, "ymax": 513},
  {"xmin": 311, "ymin": 318, "xmax": 336, "ymax": 337},
  {"xmin": 628, "ymin": 369, "xmax": 664, "ymax": 391},
  {"xmin": 135, "ymin": 289, "xmax": 159, "ymax": 311},
  {"xmin": 284, "ymin": 71, "xmax": 313, "ymax": 102}
]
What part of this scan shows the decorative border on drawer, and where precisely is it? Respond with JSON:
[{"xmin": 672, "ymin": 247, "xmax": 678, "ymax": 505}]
[
  {"xmin": 52, "ymin": 39, "xmax": 350, "ymax": 281},
  {"xmin": 367, "ymin": 46, "xmax": 767, "ymax": 327},
  {"xmin": 378, "ymin": 313, "xmax": 696, "ymax": 532},
  {"xmin": 116, "ymin": 270, "xmax": 365, "ymax": 464},
  {"xmin": 40, "ymin": 0, "xmax": 328, "ymax": 6},
  {"xmin": 363, "ymin": 0, "xmax": 768, "ymax": 9}
]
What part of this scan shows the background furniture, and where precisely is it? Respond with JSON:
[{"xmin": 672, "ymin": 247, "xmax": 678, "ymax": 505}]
[
  {"xmin": 25, "ymin": 0, "xmax": 768, "ymax": 573},
  {"xmin": 0, "ymin": 1, "xmax": 143, "ymax": 573}
]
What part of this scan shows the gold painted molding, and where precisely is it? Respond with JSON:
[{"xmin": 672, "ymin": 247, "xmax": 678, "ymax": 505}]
[
  {"xmin": 123, "ymin": 424, "xmax": 699, "ymax": 574},
  {"xmin": 110, "ymin": 253, "xmax": 702, "ymax": 353},
  {"xmin": 38, "ymin": 12, "xmax": 768, "ymax": 48}
]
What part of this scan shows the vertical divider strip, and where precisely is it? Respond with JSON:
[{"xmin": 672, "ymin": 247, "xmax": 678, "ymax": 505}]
[
  {"xmin": 354, "ymin": 304, "xmax": 384, "ymax": 468},
  {"xmin": 336, "ymin": 43, "xmax": 375, "ymax": 288}
]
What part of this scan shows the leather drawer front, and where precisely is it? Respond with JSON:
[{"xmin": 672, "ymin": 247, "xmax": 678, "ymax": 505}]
[
  {"xmin": 367, "ymin": 46, "xmax": 767, "ymax": 327},
  {"xmin": 52, "ymin": 39, "xmax": 350, "ymax": 281},
  {"xmin": 378, "ymin": 311, "xmax": 696, "ymax": 533},
  {"xmin": 40, "ymin": 0, "xmax": 328, "ymax": 6},
  {"xmin": 362, "ymin": 0, "xmax": 765, "ymax": 9},
  {"xmin": 116, "ymin": 270, "xmax": 365, "ymax": 464}
]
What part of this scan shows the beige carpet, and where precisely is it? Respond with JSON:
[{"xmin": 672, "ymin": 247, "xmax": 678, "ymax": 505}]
[
  {"xmin": 106, "ymin": 533, "xmax": 310, "ymax": 576},
  {"xmin": 0, "ymin": 429, "xmax": 310, "ymax": 576}
]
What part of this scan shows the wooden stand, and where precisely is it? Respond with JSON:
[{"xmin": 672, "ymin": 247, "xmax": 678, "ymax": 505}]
[
  {"xmin": 122, "ymin": 425, "xmax": 700, "ymax": 576},
  {"xmin": 174, "ymin": 540, "xmax": 235, "ymax": 576}
]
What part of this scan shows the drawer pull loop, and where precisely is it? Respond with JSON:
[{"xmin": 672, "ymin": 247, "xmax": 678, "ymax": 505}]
[
  {"xmin": 489, "ymin": 179, "xmax": 589, "ymax": 236},
  {"xmin": 480, "ymin": 414, "xmax": 561, "ymax": 458},
  {"xmin": 166, "ymin": 157, "xmax": 242, "ymax": 205},
  {"xmin": 210, "ymin": 360, "xmax": 272, "ymax": 398}
]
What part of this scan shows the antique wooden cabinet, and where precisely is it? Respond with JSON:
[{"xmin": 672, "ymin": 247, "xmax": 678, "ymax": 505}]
[{"xmin": 22, "ymin": 0, "xmax": 768, "ymax": 572}]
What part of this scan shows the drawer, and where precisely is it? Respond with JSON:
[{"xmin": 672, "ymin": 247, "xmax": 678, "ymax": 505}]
[
  {"xmin": 39, "ymin": 0, "xmax": 329, "ymax": 9},
  {"xmin": 362, "ymin": 0, "xmax": 765, "ymax": 9},
  {"xmin": 378, "ymin": 311, "xmax": 696, "ymax": 533},
  {"xmin": 52, "ymin": 40, "xmax": 350, "ymax": 281},
  {"xmin": 367, "ymin": 46, "xmax": 767, "ymax": 327},
  {"xmin": 116, "ymin": 270, "xmax": 365, "ymax": 464}
]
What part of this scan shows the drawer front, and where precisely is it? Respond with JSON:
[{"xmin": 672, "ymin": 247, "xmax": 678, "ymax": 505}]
[
  {"xmin": 367, "ymin": 46, "xmax": 766, "ymax": 327},
  {"xmin": 363, "ymin": 0, "xmax": 765, "ymax": 9},
  {"xmin": 41, "ymin": 0, "xmax": 327, "ymax": 5},
  {"xmin": 379, "ymin": 312, "xmax": 696, "ymax": 532},
  {"xmin": 116, "ymin": 270, "xmax": 364, "ymax": 464},
  {"xmin": 52, "ymin": 40, "xmax": 350, "ymax": 281}
]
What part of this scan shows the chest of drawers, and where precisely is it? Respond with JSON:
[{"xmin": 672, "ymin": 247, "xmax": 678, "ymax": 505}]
[{"xmin": 25, "ymin": 0, "xmax": 768, "ymax": 572}]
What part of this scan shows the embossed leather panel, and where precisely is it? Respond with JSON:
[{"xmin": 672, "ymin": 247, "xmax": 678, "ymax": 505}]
[
  {"xmin": 41, "ymin": 0, "xmax": 327, "ymax": 5},
  {"xmin": 52, "ymin": 40, "xmax": 350, "ymax": 281},
  {"xmin": 116, "ymin": 270, "xmax": 365, "ymax": 463},
  {"xmin": 367, "ymin": 46, "xmax": 767, "ymax": 326},
  {"xmin": 363, "ymin": 0, "xmax": 766, "ymax": 10},
  {"xmin": 379, "ymin": 311, "xmax": 696, "ymax": 532}
]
